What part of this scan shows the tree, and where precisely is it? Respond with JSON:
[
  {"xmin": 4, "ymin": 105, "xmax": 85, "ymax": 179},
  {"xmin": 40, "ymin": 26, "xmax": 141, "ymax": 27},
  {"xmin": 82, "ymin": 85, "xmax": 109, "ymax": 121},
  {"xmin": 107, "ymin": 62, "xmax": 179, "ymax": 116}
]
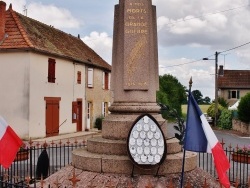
[
  {"xmin": 192, "ymin": 90, "xmax": 203, "ymax": 104},
  {"xmin": 157, "ymin": 74, "xmax": 187, "ymax": 117},
  {"xmin": 203, "ymin": 96, "xmax": 211, "ymax": 104}
]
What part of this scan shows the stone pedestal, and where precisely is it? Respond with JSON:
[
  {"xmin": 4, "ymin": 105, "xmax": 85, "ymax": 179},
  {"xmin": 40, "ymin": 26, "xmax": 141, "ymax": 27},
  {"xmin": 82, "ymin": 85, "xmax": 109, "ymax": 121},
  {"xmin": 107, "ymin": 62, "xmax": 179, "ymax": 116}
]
[
  {"xmin": 72, "ymin": 136, "xmax": 197, "ymax": 175},
  {"xmin": 72, "ymin": 108, "xmax": 197, "ymax": 175}
]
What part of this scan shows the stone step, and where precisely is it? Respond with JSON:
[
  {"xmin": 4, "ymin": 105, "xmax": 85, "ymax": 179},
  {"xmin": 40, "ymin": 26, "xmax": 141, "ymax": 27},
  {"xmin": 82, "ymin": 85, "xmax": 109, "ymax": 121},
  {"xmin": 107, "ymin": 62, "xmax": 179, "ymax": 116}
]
[
  {"xmin": 102, "ymin": 113, "xmax": 167, "ymax": 140},
  {"xmin": 87, "ymin": 136, "xmax": 182, "ymax": 155},
  {"xmin": 72, "ymin": 148, "xmax": 197, "ymax": 175}
]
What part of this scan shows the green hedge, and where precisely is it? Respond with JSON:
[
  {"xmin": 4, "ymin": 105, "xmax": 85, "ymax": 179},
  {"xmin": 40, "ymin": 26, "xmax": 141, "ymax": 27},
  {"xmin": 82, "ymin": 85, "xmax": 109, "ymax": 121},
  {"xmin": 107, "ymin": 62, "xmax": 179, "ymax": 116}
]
[
  {"xmin": 94, "ymin": 116, "xmax": 104, "ymax": 130},
  {"xmin": 207, "ymin": 103, "xmax": 224, "ymax": 119},
  {"xmin": 218, "ymin": 109, "xmax": 232, "ymax": 130},
  {"xmin": 238, "ymin": 93, "xmax": 250, "ymax": 123}
]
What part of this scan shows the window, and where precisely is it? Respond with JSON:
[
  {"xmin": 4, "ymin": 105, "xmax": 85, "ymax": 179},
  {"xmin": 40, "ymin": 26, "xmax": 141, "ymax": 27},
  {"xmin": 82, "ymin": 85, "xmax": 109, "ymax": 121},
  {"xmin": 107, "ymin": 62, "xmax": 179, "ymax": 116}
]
[
  {"xmin": 102, "ymin": 102, "xmax": 109, "ymax": 117},
  {"xmin": 87, "ymin": 68, "xmax": 94, "ymax": 88},
  {"xmin": 102, "ymin": 72, "xmax": 110, "ymax": 90},
  {"xmin": 77, "ymin": 71, "xmax": 81, "ymax": 84},
  {"xmin": 48, "ymin": 58, "xmax": 56, "ymax": 83},
  {"xmin": 228, "ymin": 90, "xmax": 240, "ymax": 99},
  {"xmin": 72, "ymin": 101, "xmax": 78, "ymax": 123}
]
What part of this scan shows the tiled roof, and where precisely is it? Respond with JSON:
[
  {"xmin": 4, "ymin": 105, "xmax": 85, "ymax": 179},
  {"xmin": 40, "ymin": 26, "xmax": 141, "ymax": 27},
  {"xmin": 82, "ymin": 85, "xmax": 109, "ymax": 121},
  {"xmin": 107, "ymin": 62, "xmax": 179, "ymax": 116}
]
[
  {"xmin": 218, "ymin": 70, "xmax": 250, "ymax": 89},
  {"xmin": 0, "ymin": 5, "xmax": 111, "ymax": 71}
]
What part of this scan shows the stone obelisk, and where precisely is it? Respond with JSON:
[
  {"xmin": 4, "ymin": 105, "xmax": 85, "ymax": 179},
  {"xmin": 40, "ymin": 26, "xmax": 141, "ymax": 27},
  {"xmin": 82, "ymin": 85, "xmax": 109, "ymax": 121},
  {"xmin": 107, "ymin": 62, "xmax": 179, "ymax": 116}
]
[
  {"xmin": 103, "ymin": 0, "xmax": 164, "ymax": 140},
  {"xmin": 72, "ymin": 0, "xmax": 197, "ymax": 175}
]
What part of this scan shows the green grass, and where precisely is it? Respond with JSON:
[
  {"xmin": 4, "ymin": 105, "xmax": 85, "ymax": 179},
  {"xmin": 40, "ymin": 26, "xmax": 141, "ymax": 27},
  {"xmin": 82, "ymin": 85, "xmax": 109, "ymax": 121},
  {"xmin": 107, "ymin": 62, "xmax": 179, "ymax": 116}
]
[{"xmin": 182, "ymin": 104, "xmax": 210, "ymax": 118}]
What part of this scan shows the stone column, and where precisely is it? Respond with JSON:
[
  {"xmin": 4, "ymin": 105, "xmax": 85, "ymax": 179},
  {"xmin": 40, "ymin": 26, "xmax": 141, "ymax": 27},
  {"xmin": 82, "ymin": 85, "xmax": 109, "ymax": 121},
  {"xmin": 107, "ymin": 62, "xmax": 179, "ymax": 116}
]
[
  {"xmin": 111, "ymin": 0, "xmax": 159, "ymax": 106},
  {"xmin": 102, "ymin": 0, "xmax": 165, "ymax": 140}
]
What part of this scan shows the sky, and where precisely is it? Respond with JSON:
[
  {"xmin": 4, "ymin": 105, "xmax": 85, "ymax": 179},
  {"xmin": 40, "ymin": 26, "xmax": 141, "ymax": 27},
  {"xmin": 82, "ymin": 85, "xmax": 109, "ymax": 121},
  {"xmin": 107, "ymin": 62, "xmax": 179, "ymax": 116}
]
[{"xmin": 4, "ymin": 0, "xmax": 250, "ymax": 100}]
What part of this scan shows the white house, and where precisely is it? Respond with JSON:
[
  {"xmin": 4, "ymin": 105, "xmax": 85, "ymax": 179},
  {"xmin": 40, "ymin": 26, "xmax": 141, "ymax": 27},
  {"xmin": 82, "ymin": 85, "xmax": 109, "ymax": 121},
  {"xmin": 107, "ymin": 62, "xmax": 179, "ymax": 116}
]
[{"xmin": 0, "ymin": 1, "xmax": 111, "ymax": 139}]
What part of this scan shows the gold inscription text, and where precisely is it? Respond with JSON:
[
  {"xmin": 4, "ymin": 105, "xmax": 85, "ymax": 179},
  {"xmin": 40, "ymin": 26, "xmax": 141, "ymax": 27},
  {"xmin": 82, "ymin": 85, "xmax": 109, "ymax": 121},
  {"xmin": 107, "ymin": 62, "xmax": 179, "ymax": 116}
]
[{"xmin": 127, "ymin": 9, "xmax": 147, "ymax": 14}]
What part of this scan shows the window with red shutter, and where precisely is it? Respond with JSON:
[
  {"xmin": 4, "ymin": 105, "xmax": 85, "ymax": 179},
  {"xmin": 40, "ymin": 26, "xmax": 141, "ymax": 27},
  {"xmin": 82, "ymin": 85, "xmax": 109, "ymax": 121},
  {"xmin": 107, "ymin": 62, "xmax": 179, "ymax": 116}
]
[
  {"xmin": 102, "ymin": 72, "xmax": 109, "ymax": 90},
  {"xmin": 77, "ymin": 71, "xmax": 81, "ymax": 84},
  {"xmin": 104, "ymin": 72, "xmax": 109, "ymax": 90},
  {"xmin": 48, "ymin": 58, "xmax": 56, "ymax": 83}
]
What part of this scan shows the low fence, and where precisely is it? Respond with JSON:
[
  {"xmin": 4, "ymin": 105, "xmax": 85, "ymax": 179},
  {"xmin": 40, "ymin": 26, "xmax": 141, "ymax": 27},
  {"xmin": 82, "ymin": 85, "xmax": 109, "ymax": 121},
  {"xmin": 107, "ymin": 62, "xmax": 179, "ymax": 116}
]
[
  {"xmin": 0, "ymin": 139, "xmax": 249, "ymax": 187},
  {"xmin": 198, "ymin": 147, "xmax": 249, "ymax": 187},
  {"xmin": 0, "ymin": 138, "xmax": 87, "ymax": 187}
]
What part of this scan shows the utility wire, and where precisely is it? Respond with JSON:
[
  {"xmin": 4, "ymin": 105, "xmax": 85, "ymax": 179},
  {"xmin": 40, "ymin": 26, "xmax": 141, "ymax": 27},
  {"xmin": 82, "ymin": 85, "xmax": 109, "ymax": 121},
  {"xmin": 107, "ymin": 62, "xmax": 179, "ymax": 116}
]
[
  {"xmin": 220, "ymin": 41, "xmax": 250, "ymax": 54},
  {"xmin": 161, "ymin": 59, "xmax": 204, "ymax": 68},
  {"xmin": 162, "ymin": 40, "xmax": 250, "ymax": 68}
]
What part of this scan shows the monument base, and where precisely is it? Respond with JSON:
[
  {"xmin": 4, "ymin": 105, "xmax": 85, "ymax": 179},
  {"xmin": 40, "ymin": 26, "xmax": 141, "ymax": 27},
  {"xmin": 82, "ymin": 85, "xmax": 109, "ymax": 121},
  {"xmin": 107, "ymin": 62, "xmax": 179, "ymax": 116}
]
[
  {"xmin": 72, "ymin": 137, "xmax": 197, "ymax": 175},
  {"xmin": 37, "ymin": 166, "xmax": 221, "ymax": 187},
  {"xmin": 72, "ymin": 103, "xmax": 196, "ymax": 176}
]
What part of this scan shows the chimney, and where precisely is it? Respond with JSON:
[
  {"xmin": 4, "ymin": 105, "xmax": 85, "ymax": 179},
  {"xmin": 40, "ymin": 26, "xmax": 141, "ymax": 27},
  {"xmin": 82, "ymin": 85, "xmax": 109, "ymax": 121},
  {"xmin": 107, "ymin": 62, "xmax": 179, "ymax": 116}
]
[
  {"xmin": 0, "ymin": 1, "xmax": 6, "ymax": 40},
  {"xmin": 219, "ymin": 65, "xmax": 224, "ymax": 76}
]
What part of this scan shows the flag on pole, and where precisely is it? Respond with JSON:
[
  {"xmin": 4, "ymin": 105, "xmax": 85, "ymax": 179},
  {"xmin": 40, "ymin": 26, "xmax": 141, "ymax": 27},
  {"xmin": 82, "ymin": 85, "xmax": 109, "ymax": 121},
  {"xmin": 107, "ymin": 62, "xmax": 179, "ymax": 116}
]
[
  {"xmin": 184, "ymin": 91, "xmax": 230, "ymax": 188},
  {"xmin": 0, "ymin": 116, "xmax": 22, "ymax": 169}
]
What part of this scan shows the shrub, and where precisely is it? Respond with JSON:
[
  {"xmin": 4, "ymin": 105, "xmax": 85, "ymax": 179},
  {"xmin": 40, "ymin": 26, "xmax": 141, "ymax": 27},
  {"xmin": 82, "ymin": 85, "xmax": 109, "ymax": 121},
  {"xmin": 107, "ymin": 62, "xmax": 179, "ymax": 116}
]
[
  {"xmin": 207, "ymin": 103, "xmax": 224, "ymax": 119},
  {"xmin": 94, "ymin": 116, "xmax": 104, "ymax": 130},
  {"xmin": 238, "ymin": 92, "xmax": 250, "ymax": 123},
  {"xmin": 218, "ymin": 109, "xmax": 232, "ymax": 130},
  {"xmin": 218, "ymin": 97, "xmax": 229, "ymax": 108}
]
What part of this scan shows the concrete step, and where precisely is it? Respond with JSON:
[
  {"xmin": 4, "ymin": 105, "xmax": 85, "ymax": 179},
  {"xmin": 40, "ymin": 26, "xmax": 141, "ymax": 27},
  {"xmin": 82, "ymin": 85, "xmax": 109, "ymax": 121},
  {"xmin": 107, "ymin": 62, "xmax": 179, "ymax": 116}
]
[
  {"xmin": 87, "ymin": 136, "xmax": 182, "ymax": 155},
  {"xmin": 72, "ymin": 147, "xmax": 197, "ymax": 175}
]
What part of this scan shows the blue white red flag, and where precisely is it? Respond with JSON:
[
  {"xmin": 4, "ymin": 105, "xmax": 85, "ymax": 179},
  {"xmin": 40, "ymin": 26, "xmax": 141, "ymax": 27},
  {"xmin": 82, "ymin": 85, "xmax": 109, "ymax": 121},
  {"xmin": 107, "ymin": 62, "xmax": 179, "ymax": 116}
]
[
  {"xmin": 184, "ymin": 91, "xmax": 230, "ymax": 188},
  {"xmin": 0, "ymin": 116, "xmax": 22, "ymax": 169}
]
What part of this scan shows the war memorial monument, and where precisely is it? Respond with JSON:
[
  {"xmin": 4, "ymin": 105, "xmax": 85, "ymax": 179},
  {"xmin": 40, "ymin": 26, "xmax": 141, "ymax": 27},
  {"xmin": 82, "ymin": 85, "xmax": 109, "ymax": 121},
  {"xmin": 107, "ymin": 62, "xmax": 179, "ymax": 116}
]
[{"xmin": 45, "ymin": 0, "xmax": 221, "ymax": 187}]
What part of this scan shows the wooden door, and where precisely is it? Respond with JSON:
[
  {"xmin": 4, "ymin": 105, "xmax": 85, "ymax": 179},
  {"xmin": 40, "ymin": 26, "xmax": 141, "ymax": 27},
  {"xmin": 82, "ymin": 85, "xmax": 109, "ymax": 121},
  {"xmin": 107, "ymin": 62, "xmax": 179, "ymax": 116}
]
[
  {"xmin": 45, "ymin": 97, "xmax": 60, "ymax": 137},
  {"xmin": 76, "ymin": 101, "xmax": 82, "ymax": 131}
]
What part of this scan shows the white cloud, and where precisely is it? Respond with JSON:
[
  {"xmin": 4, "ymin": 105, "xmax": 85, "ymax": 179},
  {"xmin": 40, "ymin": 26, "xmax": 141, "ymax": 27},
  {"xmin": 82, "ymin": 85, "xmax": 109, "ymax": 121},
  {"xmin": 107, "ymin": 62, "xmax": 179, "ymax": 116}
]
[
  {"xmin": 204, "ymin": 13, "xmax": 227, "ymax": 30},
  {"xmin": 155, "ymin": 0, "xmax": 250, "ymax": 48},
  {"xmin": 157, "ymin": 16, "xmax": 169, "ymax": 31},
  {"xmin": 28, "ymin": 2, "xmax": 80, "ymax": 30},
  {"xmin": 168, "ymin": 16, "xmax": 206, "ymax": 35},
  {"xmin": 82, "ymin": 32, "xmax": 113, "ymax": 64},
  {"xmin": 159, "ymin": 58, "xmax": 215, "ymax": 99},
  {"xmin": 5, "ymin": 0, "xmax": 26, "ymax": 13},
  {"xmin": 4, "ymin": 0, "xmax": 80, "ymax": 30}
]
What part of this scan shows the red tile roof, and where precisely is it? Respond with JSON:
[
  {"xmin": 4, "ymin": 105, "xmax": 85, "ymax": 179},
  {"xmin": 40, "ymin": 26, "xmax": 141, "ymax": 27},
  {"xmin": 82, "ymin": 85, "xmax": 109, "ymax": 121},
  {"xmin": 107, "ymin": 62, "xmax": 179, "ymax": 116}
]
[
  {"xmin": 218, "ymin": 70, "xmax": 250, "ymax": 89},
  {"xmin": 0, "ymin": 4, "xmax": 111, "ymax": 71}
]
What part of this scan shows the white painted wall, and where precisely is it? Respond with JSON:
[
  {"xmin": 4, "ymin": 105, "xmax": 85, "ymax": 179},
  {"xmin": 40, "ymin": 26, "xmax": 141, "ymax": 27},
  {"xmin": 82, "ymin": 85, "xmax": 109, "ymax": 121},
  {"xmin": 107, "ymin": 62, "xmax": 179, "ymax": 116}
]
[
  {"xmin": 0, "ymin": 51, "xmax": 30, "ymax": 139},
  {"xmin": 0, "ymin": 51, "xmax": 86, "ymax": 139}
]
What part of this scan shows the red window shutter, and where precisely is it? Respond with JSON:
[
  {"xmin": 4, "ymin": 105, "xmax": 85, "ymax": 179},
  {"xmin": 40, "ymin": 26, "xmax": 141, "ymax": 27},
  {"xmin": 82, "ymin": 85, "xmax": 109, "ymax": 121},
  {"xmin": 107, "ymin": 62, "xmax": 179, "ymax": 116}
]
[
  {"xmin": 48, "ymin": 58, "xmax": 56, "ymax": 83},
  {"xmin": 105, "ymin": 72, "xmax": 109, "ymax": 90},
  {"xmin": 77, "ymin": 71, "xmax": 81, "ymax": 84}
]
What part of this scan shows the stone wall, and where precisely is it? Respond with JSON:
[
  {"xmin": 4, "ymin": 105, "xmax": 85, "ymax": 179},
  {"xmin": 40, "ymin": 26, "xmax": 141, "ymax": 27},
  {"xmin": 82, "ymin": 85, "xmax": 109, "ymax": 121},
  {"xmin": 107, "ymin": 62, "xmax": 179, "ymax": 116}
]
[{"xmin": 232, "ymin": 119, "xmax": 250, "ymax": 134}]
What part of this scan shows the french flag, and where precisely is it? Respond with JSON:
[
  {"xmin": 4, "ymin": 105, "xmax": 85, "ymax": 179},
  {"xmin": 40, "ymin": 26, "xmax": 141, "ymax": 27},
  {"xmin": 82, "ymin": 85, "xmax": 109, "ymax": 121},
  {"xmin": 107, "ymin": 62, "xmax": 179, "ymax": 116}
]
[
  {"xmin": 0, "ymin": 116, "xmax": 22, "ymax": 169},
  {"xmin": 184, "ymin": 91, "xmax": 230, "ymax": 188}
]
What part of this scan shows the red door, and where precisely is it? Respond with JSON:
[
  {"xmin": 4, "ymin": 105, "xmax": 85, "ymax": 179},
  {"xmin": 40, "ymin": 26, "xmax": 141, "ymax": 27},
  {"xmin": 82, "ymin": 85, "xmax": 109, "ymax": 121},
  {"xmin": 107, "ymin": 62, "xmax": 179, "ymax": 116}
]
[
  {"xmin": 76, "ymin": 101, "xmax": 82, "ymax": 132},
  {"xmin": 45, "ymin": 97, "xmax": 60, "ymax": 137}
]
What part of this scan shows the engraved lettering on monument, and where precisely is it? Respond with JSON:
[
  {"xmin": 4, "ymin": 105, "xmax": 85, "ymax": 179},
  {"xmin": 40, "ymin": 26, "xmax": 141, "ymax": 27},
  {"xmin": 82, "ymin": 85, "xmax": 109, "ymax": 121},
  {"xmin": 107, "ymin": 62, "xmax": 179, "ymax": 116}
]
[{"xmin": 124, "ymin": 0, "xmax": 150, "ymax": 90}]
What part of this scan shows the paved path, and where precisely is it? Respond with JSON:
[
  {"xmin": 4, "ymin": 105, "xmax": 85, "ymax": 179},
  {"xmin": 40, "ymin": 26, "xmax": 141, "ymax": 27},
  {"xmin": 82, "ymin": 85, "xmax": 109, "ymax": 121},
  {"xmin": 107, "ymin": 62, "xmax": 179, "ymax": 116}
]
[{"xmin": 26, "ymin": 130, "xmax": 101, "ymax": 146}]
